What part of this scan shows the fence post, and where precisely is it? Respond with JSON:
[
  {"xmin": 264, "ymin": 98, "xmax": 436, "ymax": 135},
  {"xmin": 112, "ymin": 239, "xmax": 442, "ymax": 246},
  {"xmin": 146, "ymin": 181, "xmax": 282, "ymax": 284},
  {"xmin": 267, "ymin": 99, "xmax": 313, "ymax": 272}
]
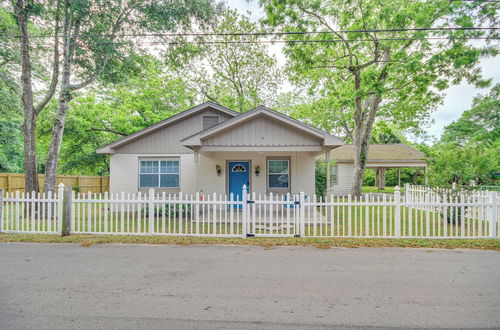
[
  {"xmin": 195, "ymin": 192, "xmax": 200, "ymax": 235},
  {"xmin": 404, "ymin": 183, "xmax": 410, "ymax": 204},
  {"xmin": 57, "ymin": 183, "xmax": 65, "ymax": 234},
  {"xmin": 148, "ymin": 188, "xmax": 154, "ymax": 234},
  {"xmin": 490, "ymin": 192, "xmax": 498, "ymax": 238},
  {"xmin": 0, "ymin": 189, "xmax": 3, "ymax": 232},
  {"xmin": 348, "ymin": 194, "xmax": 352, "ymax": 236},
  {"xmin": 242, "ymin": 185, "xmax": 248, "ymax": 238},
  {"xmin": 394, "ymin": 186, "xmax": 401, "ymax": 238},
  {"xmin": 61, "ymin": 186, "xmax": 72, "ymax": 236},
  {"xmin": 299, "ymin": 192, "xmax": 305, "ymax": 237}
]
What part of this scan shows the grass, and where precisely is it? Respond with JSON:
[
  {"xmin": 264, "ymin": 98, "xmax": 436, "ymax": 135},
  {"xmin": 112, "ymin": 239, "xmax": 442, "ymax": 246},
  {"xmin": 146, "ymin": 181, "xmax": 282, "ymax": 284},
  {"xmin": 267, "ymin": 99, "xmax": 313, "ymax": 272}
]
[
  {"xmin": 362, "ymin": 186, "xmax": 399, "ymax": 193},
  {"xmin": 0, "ymin": 233, "xmax": 499, "ymax": 250}
]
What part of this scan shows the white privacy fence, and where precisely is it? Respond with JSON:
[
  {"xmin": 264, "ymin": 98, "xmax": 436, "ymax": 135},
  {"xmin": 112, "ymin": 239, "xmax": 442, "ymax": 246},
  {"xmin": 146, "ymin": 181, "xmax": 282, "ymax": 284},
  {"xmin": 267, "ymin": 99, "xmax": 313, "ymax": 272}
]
[{"xmin": 0, "ymin": 184, "xmax": 498, "ymax": 238}]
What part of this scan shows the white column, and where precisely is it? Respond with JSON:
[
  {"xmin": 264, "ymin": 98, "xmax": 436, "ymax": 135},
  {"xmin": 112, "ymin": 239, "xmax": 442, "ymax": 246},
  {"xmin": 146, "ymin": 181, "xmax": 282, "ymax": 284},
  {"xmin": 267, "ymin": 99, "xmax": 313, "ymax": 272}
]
[
  {"xmin": 424, "ymin": 166, "xmax": 428, "ymax": 185},
  {"xmin": 194, "ymin": 151, "xmax": 199, "ymax": 192}
]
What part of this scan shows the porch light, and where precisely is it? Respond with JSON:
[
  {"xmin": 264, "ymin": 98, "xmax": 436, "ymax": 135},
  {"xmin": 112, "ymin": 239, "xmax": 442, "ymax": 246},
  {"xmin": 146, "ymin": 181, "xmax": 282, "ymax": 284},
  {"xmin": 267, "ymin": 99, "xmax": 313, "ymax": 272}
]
[
  {"xmin": 254, "ymin": 165, "xmax": 261, "ymax": 176},
  {"xmin": 216, "ymin": 165, "xmax": 222, "ymax": 176}
]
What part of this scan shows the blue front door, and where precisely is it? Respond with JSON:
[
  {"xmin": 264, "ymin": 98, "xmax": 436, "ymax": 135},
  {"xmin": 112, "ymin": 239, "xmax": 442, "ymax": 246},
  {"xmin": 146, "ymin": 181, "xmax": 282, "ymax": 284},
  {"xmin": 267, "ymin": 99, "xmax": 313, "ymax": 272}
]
[{"xmin": 228, "ymin": 161, "xmax": 250, "ymax": 208}]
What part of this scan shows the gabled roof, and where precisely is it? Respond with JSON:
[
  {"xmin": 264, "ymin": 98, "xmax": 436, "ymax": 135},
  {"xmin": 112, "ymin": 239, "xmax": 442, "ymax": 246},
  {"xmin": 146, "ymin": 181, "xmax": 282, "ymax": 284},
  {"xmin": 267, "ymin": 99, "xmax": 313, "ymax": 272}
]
[
  {"xmin": 96, "ymin": 102, "xmax": 238, "ymax": 154},
  {"xmin": 330, "ymin": 144, "xmax": 427, "ymax": 162},
  {"xmin": 181, "ymin": 105, "xmax": 344, "ymax": 147}
]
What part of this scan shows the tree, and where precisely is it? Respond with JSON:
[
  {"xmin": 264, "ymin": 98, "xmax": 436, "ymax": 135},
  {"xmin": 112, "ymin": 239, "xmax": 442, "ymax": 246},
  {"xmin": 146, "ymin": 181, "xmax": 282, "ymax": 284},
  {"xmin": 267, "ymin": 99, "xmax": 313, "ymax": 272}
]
[
  {"xmin": 441, "ymin": 83, "xmax": 500, "ymax": 146},
  {"xmin": 262, "ymin": 0, "xmax": 497, "ymax": 196},
  {"xmin": 13, "ymin": 0, "xmax": 60, "ymax": 192},
  {"xmin": 428, "ymin": 143, "xmax": 499, "ymax": 186},
  {"xmin": 175, "ymin": 9, "xmax": 282, "ymax": 112},
  {"xmin": 36, "ymin": 0, "xmax": 218, "ymax": 193},
  {"xmin": 37, "ymin": 56, "xmax": 196, "ymax": 175},
  {"xmin": 427, "ymin": 84, "xmax": 500, "ymax": 186},
  {"xmin": 0, "ymin": 8, "xmax": 23, "ymax": 172}
]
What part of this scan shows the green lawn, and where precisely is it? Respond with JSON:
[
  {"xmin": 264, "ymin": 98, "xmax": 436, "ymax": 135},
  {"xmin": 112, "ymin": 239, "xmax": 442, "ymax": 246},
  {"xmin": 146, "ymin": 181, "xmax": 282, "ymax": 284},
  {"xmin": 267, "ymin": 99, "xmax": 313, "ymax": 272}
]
[
  {"xmin": 362, "ymin": 186, "xmax": 400, "ymax": 193},
  {"xmin": 1, "ymin": 233, "xmax": 499, "ymax": 250}
]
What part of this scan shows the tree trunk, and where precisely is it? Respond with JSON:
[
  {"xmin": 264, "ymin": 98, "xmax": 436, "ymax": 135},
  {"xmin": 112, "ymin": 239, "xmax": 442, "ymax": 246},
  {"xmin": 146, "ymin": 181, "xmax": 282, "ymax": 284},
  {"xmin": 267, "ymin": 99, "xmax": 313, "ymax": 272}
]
[
  {"xmin": 377, "ymin": 168, "xmax": 386, "ymax": 191},
  {"xmin": 16, "ymin": 0, "xmax": 39, "ymax": 193},
  {"xmin": 351, "ymin": 137, "xmax": 369, "ymax": 196},
  {"xmin": 43, "ymin": 88, "xmax": 72, "ymax": 193},
  {"xmin": 22, "ymin": 113, "xmax": 39, "ymax": 193},
  {"xmin": 43, "ymin": 9, "xmax": 77, "ymax": 193}
]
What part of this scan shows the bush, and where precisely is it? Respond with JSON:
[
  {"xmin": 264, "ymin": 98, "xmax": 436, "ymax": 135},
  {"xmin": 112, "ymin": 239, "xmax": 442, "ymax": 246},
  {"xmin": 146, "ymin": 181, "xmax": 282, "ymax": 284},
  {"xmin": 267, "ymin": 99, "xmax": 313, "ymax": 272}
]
[{"xmin": 145, "ymin": 203, "xmax": 192, "ymax": 217}]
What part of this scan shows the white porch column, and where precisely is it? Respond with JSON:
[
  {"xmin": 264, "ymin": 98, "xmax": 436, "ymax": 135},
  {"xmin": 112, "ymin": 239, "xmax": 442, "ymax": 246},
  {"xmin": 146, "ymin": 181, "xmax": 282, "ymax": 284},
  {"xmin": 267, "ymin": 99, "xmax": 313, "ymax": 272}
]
[
  {"xmin": 194, "ymin": 151, "xmax": 199, "ymax": 192},
  {"xmin": 424, "ymin": 165, "xmax": 428, "ymax": 185},
  {"xmin": 325, "ymin": 150, "xmax": 331, "ymax": 194},
  {"xmin": 398, "ymin": 168, "xmax": 401, "ymax": 187}
]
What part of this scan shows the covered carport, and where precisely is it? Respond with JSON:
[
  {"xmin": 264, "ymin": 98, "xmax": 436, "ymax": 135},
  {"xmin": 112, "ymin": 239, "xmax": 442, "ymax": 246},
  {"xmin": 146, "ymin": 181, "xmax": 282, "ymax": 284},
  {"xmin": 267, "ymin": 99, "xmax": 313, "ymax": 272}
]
[{"xmin": 324, "ymin": 144, "xmax": 428, "ymax": 195}]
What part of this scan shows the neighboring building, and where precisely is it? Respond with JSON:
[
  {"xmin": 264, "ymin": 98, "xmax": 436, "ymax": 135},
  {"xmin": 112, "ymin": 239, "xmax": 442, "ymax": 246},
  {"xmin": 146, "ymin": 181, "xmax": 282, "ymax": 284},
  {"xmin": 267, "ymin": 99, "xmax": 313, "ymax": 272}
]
[
  {"xmin": 97, "ymin": 102, "xmax": 344, "ymax": 199},
  {"xmin": 323, "ymin": 144, "xmax": 428, "ymax": 195}
]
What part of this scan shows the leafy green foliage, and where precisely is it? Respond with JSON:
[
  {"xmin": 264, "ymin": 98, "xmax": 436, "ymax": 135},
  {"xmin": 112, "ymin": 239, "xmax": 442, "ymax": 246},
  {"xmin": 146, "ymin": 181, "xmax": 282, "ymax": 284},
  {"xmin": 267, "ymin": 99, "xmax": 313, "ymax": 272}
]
[
  {"xmin": 262, "ymin": 0, "xmax": 497, "ymax": 195},
  {"xmin": 175, "ymin": 9, "xmax": 282, "ymax": 112},
  {"xmin": 427, "ymin": 143, "xmax": 499, "ymax": 186},
  {"xmin": 262, "ymin": 0, "xmax": 497, "ymax": 137},
  {"xmin": 426, "ymin": 85, "xmax": 500, "ymax": 186},
  {"xmin": 0, "ymin": 7, "xmax": 23, "ymax": 172},
  {"xmin": 36, "ymin": 56, "xmax": 196, "ymax": 175},
  {"xmin": 362, "ymin": 168, "xmax": 425, "ymax": 187},
  {"xmin": 441, "ymin": 84, "xmax": 500, "ymax": 146}
]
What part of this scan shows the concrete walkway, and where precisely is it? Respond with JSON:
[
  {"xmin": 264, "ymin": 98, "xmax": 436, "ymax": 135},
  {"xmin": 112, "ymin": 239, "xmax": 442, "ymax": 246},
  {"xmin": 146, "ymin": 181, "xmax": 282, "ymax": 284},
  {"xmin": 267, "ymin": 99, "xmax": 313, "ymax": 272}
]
[{"xmin": 0, "ymin": 243, "xmax": 499, "ymax": 329}]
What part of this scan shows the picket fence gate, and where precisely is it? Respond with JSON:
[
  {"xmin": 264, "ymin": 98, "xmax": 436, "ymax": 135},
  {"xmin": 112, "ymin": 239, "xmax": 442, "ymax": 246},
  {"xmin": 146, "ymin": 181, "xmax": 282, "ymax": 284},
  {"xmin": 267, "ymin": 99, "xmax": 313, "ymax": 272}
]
[{"xmin": 1, "ymin": 184, "xmax": 498, "ymax": 239}]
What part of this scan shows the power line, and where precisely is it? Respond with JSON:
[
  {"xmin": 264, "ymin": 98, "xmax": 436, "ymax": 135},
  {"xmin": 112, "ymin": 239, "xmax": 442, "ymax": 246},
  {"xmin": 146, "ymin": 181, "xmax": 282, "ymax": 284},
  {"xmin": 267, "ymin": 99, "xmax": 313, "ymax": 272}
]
[
  {"xmin": 0, "ymin": 27, "xmax": 498, "ymax": 39},
  {"xmin": 95, "ymin": 37, "xmax": 499, "ymax": 46}
]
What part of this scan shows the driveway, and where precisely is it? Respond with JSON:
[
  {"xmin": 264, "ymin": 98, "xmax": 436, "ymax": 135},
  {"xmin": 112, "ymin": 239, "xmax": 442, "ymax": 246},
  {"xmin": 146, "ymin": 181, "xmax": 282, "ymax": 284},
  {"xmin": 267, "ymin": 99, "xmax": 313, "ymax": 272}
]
[{"xmin": 0, "ymin": 243, "xmax": 499, "ymax": 329}]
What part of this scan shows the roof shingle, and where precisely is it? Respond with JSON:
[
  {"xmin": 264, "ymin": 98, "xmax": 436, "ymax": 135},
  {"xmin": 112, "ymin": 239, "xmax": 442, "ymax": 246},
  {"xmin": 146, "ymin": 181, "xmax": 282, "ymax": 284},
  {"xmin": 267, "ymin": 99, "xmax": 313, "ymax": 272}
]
[{"xmin": 331, "ymin": 144, "xmax": 426, "ymax": 161}]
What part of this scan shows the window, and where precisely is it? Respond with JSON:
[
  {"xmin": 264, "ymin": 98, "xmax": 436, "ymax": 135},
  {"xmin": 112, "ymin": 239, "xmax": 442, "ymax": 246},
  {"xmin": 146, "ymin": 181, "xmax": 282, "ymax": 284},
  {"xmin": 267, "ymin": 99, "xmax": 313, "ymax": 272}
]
[
  {"xmin": 202, "ymin": 115, "xmax": 219, "ymax": 130},
  {"xmin": 232, "ymin": 164, "xmax": 247, "ymax": 172},
  {"xmin": 330, "ymin": 164, "xmax": 338, "ymax": 185},
  {"xmin": 139, "ymin": 159, "xmax": 179, "ymax": 188},
  {"xmin": 268, "ymin": 159, "xmax": 289, "ymax": 188}
]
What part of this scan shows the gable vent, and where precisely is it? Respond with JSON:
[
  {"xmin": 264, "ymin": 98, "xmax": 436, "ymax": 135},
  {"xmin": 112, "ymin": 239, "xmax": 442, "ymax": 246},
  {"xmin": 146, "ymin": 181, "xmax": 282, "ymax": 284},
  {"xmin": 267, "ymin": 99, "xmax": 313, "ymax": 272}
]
[{"xmin": 203, "ymin": 116, "xmax": 219, "ymax": 130}]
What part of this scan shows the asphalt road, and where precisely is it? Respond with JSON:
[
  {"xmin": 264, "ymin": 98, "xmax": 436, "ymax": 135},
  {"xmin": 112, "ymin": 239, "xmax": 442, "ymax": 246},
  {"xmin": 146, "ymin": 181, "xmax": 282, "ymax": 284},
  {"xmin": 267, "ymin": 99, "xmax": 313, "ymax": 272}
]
[{"xmin": 0, "ymin": 243, "xmax": 499, "ymax": 329}]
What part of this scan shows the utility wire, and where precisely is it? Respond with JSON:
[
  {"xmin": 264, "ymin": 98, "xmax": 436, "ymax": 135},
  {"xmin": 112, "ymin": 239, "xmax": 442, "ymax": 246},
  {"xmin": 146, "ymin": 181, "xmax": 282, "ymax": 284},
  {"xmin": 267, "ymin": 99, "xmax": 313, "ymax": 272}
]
[
  {"xmin": 0, "ymin": 27, "xmax": 498, "ymax": 39},
  {"xmin": 93, "ymin": 37, "xmax": 500, "ymax": 46}
]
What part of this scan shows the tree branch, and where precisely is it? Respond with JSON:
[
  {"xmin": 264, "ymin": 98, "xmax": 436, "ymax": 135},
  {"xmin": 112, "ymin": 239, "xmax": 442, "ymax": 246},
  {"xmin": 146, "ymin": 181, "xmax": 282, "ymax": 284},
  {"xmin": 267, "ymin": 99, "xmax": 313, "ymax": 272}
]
[
  {"xmin": 68, "ymin": 6, "xmax": 132, "ymax": 90},
  {"xmin": 34, "ymin": 4, "xmax": 61, "ymax": 115}
]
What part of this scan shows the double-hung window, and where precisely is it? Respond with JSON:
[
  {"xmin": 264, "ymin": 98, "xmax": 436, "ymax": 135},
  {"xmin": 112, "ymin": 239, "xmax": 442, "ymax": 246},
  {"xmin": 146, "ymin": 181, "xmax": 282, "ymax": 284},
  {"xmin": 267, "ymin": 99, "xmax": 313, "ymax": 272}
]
[
  {"xmin": 139, "ymin": 159, "xmax": 180, "ymax": 188},
  {"xmin": 330, "ymin": 164, "xmax": 338, "ymax": 185},
  {"xmin": 268, "ymin": 159, "xmax": 289, "ymax": 189}
]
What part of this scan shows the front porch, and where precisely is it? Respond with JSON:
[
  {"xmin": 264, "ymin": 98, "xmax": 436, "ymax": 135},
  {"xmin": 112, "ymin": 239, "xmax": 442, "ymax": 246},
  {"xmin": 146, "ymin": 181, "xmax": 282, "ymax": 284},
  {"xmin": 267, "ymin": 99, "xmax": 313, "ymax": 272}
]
[{"xmin": 193, "ymin": 151, "xmax": 319, "ymax": 197}]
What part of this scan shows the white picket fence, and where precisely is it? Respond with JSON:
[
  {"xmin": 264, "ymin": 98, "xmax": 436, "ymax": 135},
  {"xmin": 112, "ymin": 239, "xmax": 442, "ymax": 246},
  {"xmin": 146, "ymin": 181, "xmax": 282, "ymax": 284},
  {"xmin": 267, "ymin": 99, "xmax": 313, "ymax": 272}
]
[
  {"xmin": 1, "ymin": 184, "xmax": 498, "ymax": 238},
  {"xmin": 405, "ymin": 183, "xmax": 499, "ymax": 201}
]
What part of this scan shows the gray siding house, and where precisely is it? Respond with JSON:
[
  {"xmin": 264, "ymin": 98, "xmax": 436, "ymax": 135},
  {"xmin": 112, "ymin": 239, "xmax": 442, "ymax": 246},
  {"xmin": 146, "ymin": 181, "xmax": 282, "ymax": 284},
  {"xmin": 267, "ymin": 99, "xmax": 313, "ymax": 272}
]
[{"xmin": 97, "ymin": 102, "xmax": 344, "ymax": 198}]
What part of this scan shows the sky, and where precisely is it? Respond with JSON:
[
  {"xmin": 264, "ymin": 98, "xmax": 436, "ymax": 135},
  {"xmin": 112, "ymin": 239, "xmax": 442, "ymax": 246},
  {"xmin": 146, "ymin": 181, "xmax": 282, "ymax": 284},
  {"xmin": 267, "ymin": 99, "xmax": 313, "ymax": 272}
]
[{"xmin": 227, "ymin": 0, "xmax": 500, "ymax": 140}]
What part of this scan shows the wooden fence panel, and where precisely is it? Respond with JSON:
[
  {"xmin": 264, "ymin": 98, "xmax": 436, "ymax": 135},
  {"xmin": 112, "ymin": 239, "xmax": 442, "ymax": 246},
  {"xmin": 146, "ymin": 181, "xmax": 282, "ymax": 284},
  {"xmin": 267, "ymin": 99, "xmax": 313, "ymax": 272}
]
[{"xmin": 0, "ymin": 173, "xmax": 109, "ymax": 193}]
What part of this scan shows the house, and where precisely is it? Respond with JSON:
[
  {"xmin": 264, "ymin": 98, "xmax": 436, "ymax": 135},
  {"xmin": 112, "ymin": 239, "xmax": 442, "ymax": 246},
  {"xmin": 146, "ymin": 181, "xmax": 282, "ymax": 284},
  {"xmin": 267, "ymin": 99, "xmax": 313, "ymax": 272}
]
[
  {"xmin": 320, "ymin": 144, "xmax": 428, "ymax": 195},
  {"xmin": 97, "ymin": 102, "xmax": 344, "ymax": 199}
]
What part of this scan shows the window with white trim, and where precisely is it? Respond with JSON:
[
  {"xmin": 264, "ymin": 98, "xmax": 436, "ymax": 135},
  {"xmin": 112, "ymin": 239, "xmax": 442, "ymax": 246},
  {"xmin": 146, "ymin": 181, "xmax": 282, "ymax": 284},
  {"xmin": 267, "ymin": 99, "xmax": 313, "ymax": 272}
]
[
  {"xmin": 139, "ymin": 159, "xmax": 179, "ymax": 188},
  {"xmin": 268, "ymin": 159, "xmax": 289, "ymax": 188}
]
